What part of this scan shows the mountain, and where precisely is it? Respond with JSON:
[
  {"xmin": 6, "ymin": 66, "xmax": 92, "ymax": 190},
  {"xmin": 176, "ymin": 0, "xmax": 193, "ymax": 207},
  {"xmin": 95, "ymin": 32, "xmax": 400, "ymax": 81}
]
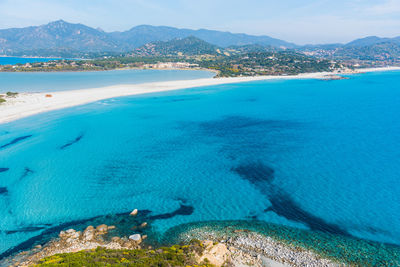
[
  {"xmin": 335, "ymin": 42, "xmax": 400, "ymax": 61},
  {"xmin": 0, "ymin": 20, "xmax": 295, "ymax": 56},
  {"xmin": 0, "ymin": 20, "xmax": 119, "ymax": 54},
  {"xmin": 115, "ymin": 25, "xmax": 296, "ymax": 48},
  {"xmin": 131, "ymin": 36, "xmax": 221, "ymax": 56},
  {"xmin": 345, "ymin": 36, "xmax": 400, "ymax": 47}
]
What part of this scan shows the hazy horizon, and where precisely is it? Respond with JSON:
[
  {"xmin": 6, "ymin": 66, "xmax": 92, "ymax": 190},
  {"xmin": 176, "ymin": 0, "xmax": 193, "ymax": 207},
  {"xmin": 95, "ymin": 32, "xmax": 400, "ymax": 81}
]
[{"xmin": 0, "ymin": 0, "xmax": 399, "ymax": 45}]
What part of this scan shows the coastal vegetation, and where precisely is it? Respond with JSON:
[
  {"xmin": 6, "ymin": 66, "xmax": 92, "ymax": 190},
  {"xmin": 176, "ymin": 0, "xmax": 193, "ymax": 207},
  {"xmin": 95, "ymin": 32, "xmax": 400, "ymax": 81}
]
[
  {"xmin": 35, "ymin": 244, "xmax": 213, "ymax": 267},
  {"xmin": 0, "ymin": 92, "xmax": 18, "ymax": 103},
  {"xmin": 0, "ymin": 37, "xmax": 343, "ymax": 77}
]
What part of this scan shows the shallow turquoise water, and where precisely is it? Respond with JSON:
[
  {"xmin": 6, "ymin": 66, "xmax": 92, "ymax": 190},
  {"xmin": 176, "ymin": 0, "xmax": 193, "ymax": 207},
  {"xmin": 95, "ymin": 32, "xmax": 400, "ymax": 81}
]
[
  {"xmin": 0, "ymin": 71, "xmax": 400, "ymax": 259},
  {"xmin": 0, "ymin": 69, "xmax": 214, "ymax": 93}
]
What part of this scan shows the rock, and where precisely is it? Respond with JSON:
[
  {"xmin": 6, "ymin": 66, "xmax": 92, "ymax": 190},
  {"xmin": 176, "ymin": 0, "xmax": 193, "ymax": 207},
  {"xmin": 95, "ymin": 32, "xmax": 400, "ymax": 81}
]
[
  {"xmin": 130, "ymin": 209, "xmax": 138, "ymax": 216},
  {"xmin": 96, "ymin": 224, "xmax": 108, "ymax": 233},
  {"xmin": 123, "ymin": 241, "xmax": 133, "ymax": 248},
  {"xmin": 59, "ymin": 231, "xmax": 67, "ymax": 238},
  {"xmin": 142, "ymin": 235, "xmax": 148, "ymax": 240},
  {"xmin": 72, "ymin": 231, "xmax": 81, "ymax": 239},
  {"xmin": 197, "ymin": 240, "xmax": 231, "ymax": 267},
  {"xmin": 129, "ymin": 234, "xmax": 141, "ymax": 242},
  {"xmin": 66, "ymin": 229, "xmax": 76, "ymax": 234},
  {"xmin": 139, "ymin": 222, "xmax": 148, "ymax": 229},
  {"xmin": 111, "ymin": 236, "xmax": 121, "ymax": 242},
  {"xmin": 83, "ymin": 226, "xmax": 95, "ymax": 241},
  {"xmin": 108, "ymin": 225, "xmax": 116, "ymax": 230},
  {"xmin": 85, "ymin": 225, "xmax": 95, "ymax": 231}
]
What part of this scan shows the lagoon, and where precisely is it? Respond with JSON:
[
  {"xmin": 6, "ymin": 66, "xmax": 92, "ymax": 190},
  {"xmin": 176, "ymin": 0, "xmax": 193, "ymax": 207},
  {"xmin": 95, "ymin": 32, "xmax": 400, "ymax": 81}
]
[
  {"xmin": 0, "ymin": 57, "xmax": 61, "ymax": 66},
  {"xmin": 0, "ymin": 69, "xmax": 215, "ymax": 93}
]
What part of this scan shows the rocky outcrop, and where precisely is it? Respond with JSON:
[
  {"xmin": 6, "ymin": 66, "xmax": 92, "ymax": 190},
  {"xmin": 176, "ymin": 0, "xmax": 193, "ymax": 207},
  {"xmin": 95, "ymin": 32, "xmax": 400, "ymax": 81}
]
[
  {"xmin": 11, "ymin": 223, "xmax": 144, "ymax": 266},
  {"xmin": 195, "ymin": 240, "xmax": 264, "ymax": 267}
]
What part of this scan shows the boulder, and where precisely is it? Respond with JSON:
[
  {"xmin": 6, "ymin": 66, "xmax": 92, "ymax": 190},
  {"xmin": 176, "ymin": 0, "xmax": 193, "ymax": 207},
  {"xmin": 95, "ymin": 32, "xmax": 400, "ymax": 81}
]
[
  {"xmin": 130, "ymin": 209, "xmax": 138, "ymax": 216},
  {"xmin": 108, "ymin": 225, "xmax": 116, "ymax": 230},
  {"xmin": 83, "ymin": 226, "xmax": 95, "ymax": 241},
  {"xmin": 139, "ymin": 222, "xmax": 148, "ymax": 229},
  {"xmin": 129, "ymin": 234, "xmax": 141, "ymax": 242},
  {"xmin": 85, "ymin": 225, "xmax": 95, "ymax": 231},
  {"xmin": 66, "ymin": 229, "xmax": 76, "ymax": 234},
  {"xmin": 197, "ymin": 240, "xmax": 231, "ymax": 267},
  {"xmin": 111, "ymin": 236, "xmax": 121, "ymax": 242},
  {"xmin": 96, "ymin": 224, "xmax": 108, "ymax": 233},
  {"xmin": 59, "ymin": 231, "xmax": 67, "ymax": 238}
]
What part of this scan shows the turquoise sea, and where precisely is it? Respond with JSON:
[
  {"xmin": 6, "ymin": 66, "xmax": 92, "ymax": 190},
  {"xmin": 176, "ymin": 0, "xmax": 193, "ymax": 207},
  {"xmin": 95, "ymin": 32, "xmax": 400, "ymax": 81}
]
[
  {"xmin": 1, "ymin": 70, "xmax": 400, "ymax": 263},
  {"xmin": 0, "ymin": 57, "xmax": 61, "ymax": 66}
]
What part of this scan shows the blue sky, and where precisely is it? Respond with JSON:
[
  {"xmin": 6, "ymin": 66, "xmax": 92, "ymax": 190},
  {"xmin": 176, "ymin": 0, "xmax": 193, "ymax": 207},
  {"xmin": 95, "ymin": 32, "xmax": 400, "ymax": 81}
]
[{"xmin": 0, "ymin": 0, "xmax": 399, "ymax": 44}]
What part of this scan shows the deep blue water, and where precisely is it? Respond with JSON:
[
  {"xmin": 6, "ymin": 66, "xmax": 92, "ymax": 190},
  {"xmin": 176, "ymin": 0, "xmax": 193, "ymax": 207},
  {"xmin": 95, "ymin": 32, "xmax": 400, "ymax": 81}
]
[
  {"xmin": 0, "ymin": 57, "xmax": 61, "ymax": 66},
  {"xmin": 1, "ymin": 71, "xmax": 400, "ymax": 259},
  {"xmin": 0, "ymin": 69, "xmax": 214, "ymax": 93}
]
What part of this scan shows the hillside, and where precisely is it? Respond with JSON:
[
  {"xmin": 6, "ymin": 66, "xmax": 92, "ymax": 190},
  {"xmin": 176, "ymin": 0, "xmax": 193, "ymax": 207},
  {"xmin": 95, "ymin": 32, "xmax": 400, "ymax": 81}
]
[
  {"xmin": 0, "ymin": 20, "xmax": 118, "ymax": 54},
  {"xmin": 131, "ymin": 36, "xmax": 222, "ymax": 56},
  {"xmin": 298, "ymin": 37, "xmax": 400, "ymax": 66},
  {"xmin": 0, "ymin": 21, "xmax": 295, "ymax": 56}
]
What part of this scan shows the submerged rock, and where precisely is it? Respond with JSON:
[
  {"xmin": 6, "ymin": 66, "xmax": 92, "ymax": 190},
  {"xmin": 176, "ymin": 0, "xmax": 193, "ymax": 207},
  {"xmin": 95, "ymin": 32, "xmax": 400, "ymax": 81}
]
[
  {"xmin": 139, "ymin": 222, "xmax": 148, "ymax": 229},
  {"xmin": 130, "ymin": 209, "xmax": 138, "ymax": 216}
]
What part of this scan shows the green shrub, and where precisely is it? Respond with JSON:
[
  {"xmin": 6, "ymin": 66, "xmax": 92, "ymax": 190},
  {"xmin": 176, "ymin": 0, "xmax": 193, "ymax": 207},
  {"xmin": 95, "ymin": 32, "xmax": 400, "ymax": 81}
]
[
  {"xmin": 35, "ymin": 245, "xmax": 215, "ymax": 266},
  {"xmin": 6, "ymin": 92, "xmax": 18, "ymax": 97}
]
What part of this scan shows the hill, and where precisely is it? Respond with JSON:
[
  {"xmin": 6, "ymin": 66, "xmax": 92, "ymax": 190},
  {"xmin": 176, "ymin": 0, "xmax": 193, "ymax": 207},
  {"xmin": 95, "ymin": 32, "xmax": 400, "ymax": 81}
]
[
  {"xmin": 114, "ymin": 25, "xmax": 296, "ymax": 48},
  {"xmin": 131, "ymin": 36, "xmax": 222, "ymax": 56},
  {"xmin": 346, "ymin": 36, "xmax": 400, "ymax": 47},
  {"xmin": 0, "ymin": 21, "xmax": 295, "ymax": 56},
  {"xmin": 0, "ymin": 20, "xmax": 118, "ymax": 54}
]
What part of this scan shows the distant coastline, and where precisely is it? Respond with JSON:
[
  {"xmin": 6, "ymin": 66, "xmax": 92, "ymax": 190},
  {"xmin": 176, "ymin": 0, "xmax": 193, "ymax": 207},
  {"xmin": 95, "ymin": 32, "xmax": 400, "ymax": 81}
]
[
  {"xmin": 0, "ymin": 55, "xmax": 64, "ymax": 59},
  {"xmin": 1, "ymin": 67, "xmax": 399, "ymax": 125}
]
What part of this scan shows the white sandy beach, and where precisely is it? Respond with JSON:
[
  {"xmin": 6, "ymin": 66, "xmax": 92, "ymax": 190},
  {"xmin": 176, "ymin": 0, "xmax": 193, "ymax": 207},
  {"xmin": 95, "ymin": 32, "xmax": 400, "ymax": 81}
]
[{"xmin": 1, "ymin": 67, "xmax": 399, "ymax": 125}]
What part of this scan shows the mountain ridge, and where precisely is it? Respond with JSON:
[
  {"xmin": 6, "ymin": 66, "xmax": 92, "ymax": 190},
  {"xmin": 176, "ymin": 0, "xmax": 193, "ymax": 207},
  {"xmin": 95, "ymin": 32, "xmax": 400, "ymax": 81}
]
[{"xmin": 0, "ymin": 20, "xmax": 296, "ymax": 55}]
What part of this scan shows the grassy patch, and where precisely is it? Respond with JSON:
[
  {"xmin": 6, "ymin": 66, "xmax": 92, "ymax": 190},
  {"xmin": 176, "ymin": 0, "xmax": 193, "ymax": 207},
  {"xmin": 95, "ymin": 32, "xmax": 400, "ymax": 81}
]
[{"xmin": 36, "ymin": 243, "xmax": 214, "ymax": 266}]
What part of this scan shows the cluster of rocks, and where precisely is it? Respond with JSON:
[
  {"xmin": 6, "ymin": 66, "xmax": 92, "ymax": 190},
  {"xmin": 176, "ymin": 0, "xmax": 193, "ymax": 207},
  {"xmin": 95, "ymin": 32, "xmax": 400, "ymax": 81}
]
[
  {"xmin": 224, "ymin": 233, "xmax": 341, "ymax": 267},
  {"xmin": 56, "ymin": 223, "xmax": 146, "ymax": 250},
  {"xmin": 196, "ymin": 240, "xmax": 263, "ymax": 267},
  {"xmin": 9, "ymin": 209, "xmax": 148, "ymax": 266},
  {"xmin": 173, "ymin": 227, "xmax": 343, "ymax": 267}
]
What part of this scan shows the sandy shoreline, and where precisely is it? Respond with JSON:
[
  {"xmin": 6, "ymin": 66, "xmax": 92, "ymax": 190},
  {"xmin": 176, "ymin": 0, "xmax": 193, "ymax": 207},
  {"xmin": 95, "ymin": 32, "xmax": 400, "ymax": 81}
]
[{"xmin": 1, "ymin": 67, "xmax": 399, "ymax": 125}]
